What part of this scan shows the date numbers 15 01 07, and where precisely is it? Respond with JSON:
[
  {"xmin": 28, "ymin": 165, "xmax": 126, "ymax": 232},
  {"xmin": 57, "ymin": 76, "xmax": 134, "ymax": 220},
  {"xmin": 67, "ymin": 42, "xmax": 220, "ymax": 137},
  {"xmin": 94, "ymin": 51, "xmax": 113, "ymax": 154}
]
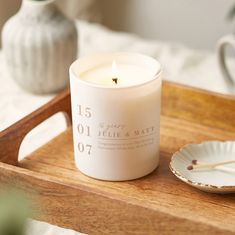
[{"xmin": 77, "ymin": 105, "xmax": 92, "ymax": 156}]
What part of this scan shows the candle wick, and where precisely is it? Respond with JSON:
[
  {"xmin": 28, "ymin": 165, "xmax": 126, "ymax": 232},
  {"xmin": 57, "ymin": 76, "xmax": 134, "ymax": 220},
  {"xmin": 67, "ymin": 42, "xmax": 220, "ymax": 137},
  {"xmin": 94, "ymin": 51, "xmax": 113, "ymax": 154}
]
[{"xmin": 112, "ymin": 78, "xmax": 118, "ymax": 85}]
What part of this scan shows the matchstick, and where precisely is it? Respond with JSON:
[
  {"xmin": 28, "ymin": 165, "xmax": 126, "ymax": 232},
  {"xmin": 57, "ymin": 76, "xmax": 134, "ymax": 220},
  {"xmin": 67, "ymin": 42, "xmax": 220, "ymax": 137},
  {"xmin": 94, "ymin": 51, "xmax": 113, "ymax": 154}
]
[
  {"xmin": 187, "ymin": 159, "xmax": 235, "ymax": 173},
  {"xmin": 193, "ymin": 160, "xmax": 235, "ymax": 173}
]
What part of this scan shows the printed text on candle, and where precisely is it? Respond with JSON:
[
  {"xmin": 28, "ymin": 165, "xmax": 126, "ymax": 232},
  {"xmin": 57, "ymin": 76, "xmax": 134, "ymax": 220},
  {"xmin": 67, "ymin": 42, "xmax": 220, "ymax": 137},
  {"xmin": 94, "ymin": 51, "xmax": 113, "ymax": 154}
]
[
  {"xmin": 77, "ymin": 105, "xmax": 92, "ymax": 155},
  {"xmin": 76, "ymin": 105, "xmax": 158, "ymax": 155},
  {"xmin": 97, "ymin": 123, "xmax": 156, "ymax": 151}
]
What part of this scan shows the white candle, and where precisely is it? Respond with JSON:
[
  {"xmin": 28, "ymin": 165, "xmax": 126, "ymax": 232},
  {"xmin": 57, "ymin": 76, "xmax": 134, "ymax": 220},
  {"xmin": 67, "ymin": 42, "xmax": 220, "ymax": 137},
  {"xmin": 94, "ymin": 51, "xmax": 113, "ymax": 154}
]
[
  {"xmin": 70, "ymin": 52, "xmax": 162, "ymax": 181},
  {"xmin": 80, "ymin": 61, "xmax": 155, "ymax": 87}
]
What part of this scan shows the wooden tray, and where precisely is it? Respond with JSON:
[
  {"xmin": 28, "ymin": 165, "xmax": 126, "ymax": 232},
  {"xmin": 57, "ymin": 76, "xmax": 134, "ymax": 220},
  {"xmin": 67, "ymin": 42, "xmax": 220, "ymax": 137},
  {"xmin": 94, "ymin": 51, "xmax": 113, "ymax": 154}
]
[{"xmin": 1, "ymin": 81, "xmax": 235, "ymax": 235}]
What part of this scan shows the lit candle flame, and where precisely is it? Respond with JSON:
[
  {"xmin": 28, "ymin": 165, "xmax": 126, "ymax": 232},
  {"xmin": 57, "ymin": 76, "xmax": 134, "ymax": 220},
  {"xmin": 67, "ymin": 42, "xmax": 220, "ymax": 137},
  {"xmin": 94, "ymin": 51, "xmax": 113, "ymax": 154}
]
[{"xmin": 112, "ymin": 60, "xmax": 118, "ymax": 84}]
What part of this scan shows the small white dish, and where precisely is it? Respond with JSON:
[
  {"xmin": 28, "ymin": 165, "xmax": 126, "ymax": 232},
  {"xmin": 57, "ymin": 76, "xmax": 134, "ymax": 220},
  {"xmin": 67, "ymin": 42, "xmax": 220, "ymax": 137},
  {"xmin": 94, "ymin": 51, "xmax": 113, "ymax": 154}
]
[{"xmin": 169, "ymin": 141, "xmax": 235, "ymax": 193}]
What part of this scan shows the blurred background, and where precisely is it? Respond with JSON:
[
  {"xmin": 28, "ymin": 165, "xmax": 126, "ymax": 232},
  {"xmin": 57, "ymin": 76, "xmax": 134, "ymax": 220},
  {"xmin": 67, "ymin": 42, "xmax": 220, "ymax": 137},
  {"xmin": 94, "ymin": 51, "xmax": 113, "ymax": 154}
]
[
  {"xmin": 0, "ymin": 0, "xmax": 234, "ymax": 50},
  {"xmin": 1, "ymin": 1, "xmax": 235, "ymax": 234},
  {"xmin": 100, "ymin": 0, "xmax": 234, "ymax": 50}
]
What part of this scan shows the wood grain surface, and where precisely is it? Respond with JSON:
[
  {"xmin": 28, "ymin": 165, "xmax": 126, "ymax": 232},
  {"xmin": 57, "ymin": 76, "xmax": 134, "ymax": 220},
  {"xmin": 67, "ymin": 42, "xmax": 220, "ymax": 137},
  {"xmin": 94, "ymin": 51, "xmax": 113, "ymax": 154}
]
[{"xmin": 0, "ymin": 82, "xmax": 235, "ymax": 235}]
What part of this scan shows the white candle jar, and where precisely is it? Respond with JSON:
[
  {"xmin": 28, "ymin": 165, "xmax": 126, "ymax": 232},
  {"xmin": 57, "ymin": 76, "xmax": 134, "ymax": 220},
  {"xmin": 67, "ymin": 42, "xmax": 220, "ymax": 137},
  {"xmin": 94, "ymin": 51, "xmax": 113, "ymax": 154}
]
[{"xmin": 70, "ymin": 52, "xmax": 162, "ymax": 181}]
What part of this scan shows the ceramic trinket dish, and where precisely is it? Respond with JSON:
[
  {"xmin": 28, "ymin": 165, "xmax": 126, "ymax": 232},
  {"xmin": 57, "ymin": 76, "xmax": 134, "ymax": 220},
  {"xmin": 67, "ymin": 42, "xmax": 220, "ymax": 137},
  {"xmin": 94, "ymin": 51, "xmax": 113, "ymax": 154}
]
[{"xmin": 170, "ymin": 141, "xmax": 235, "ymax": 193}]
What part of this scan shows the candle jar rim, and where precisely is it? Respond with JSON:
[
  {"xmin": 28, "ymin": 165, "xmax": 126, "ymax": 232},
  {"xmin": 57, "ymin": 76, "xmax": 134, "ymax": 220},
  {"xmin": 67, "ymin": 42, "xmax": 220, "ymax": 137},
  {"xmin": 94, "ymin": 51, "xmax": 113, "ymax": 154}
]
[
  {"xmin": 69, "ymin": 52, "xmax": 162, "ymax": 90},
  {"xmin": 22, "ymin": 0, "xmax": 56, "ymax": 5}
]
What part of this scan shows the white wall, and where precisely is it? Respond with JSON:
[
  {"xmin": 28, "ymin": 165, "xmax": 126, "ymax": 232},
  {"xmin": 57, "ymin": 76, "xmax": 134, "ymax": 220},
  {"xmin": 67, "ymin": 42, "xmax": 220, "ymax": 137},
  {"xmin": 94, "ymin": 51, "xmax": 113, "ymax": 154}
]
[{"xmin": 100, "ymin": 0, "xmax": 234, "ymax": 51}]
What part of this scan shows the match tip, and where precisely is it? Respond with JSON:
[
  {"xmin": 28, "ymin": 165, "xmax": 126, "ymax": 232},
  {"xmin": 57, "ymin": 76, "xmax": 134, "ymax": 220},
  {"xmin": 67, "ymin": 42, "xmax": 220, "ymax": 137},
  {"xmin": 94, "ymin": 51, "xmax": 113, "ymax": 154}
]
[
  {"xmin": 187, "ymin": 165, "xmax": 193, "ymax": 170},
  {"xmin": 192, "ymin": 160, "xmax": 197, "ymax": 165}
]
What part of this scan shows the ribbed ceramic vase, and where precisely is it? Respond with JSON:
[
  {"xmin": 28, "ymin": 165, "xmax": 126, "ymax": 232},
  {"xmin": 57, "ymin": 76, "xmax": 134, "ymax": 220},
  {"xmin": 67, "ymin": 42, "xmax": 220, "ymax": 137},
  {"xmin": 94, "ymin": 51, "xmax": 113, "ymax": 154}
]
[{"xmin": 2, "ymin": 0, "xmax": 78, "ymax": 94}]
